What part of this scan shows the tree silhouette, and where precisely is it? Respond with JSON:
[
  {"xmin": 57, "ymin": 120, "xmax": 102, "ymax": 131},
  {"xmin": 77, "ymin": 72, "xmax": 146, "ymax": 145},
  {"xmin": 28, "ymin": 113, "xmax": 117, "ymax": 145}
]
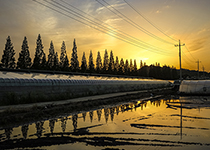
[
  {"xmin": 21, "ymin": 124, "xmax": 29, "ymax": 139},
  {"xmin": 96, "ymin": 51, "xmax": 102, "ymax": 73},
  {"xmin": 53, "ymin": 52, "xmax": 59, "ymax": 70},
  {"xmin": 124, "ymin": 59, "xmax": 129, "ymax": 75},
  {"xmin": 81, "ymin": 52, "xmax": 87, "ymax": 72},
  {"xmin": 32, "ymin": 34, "xmax": 45, "ymax": 70},
  {"xmin": 103, "ymin": 49, "xmax": 109, "ymax": 73},
  {"xmin": 88, "ymin": 50, "xmax": 95, "ymax": 72},
  {"xmin": 63, "ymin": 55, "xmax": 69, "ymax": 71},
  {"xmin": 47, "ymin": 41, "xmax": 55, "ymax": 70},
  {"xmin": 70, "ymin": 39, "xmax": 79, "ymax": 72},
  {"xmin": 130, "ymin": 59, "xmax": 133, "ymax": 73},
  {"xmin": 119, "ymin": 58, "xmax": 124, "ymax": 74},
  {"xmin": 140, "ymin": 60, "xmax": 143, "ymax": 68},
  {"xmin": 133, "ymin": 59, "xmax": 137, "ymax": 75},
  {"xmin": 1, "ymin": 36, "xmax": 16, "ymax": 68},
  {"xmin": 41, "ymin": 53, "xmax": 47, "ymax": 70},
  {"xmin": 108, "ymin": 50, "xmax": 114, "ymax": 73},
  {"xmin": 60, "ymin": 41, "xmax": 69, "ymax": 70},
  {"xmin": 114, "ymin": 56, "xmax": 119, "ymax": 74},
  {"xmin": 139, "ymin": 65, "xmax": 149, "ymax": 77},
  {"xmin": 17, "ymin": 36, "xmax": 31, "ymax": 69}
]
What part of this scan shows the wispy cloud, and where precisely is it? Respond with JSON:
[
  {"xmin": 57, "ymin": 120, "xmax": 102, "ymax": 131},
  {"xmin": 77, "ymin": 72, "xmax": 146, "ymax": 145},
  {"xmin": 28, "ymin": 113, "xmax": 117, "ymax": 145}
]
[
  {"xmin": 189, "ymin": 36, "xmax": 209, "ymax": 52},
  {"xmin": 96, "ymin": 1, "xmax": 126, "ymax": 12}
]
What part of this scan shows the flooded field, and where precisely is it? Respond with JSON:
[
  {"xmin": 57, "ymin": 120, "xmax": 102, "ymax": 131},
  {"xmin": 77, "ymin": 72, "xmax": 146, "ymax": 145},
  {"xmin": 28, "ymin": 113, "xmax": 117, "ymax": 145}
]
[{"xmin": 1, "ymin": 96, "xmax": 210, "ymax": 150}]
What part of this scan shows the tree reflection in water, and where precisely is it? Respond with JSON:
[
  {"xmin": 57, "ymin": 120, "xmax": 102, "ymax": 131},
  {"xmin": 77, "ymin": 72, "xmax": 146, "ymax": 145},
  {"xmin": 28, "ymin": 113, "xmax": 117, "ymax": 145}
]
[
  {"xmin": 82, "ymin": 112, "xmax": 86, "ymax": 122},
  {"xmin": 21, "ymin": 124, "xmax": 29, "ymax": 139},
  {"xmin": 35, "ymin": 121, "xmax": 44, "ymax": 138},
  {"xmin": 89, "ymin": 111, "xmax": 93, "ymax": 122},
  {"xmin": 104, "ymin": 108, "xmax": 109, "ymax": 123},
  {"xmin": 49, "ymin": 119, "xmax": 56, "ymax": 134},
  {"xmin": 110, "ymin": 107, "xmax": 115, "ymax": 121},
  {"xmin": 1, "ymin": 98, "xmax": 190, "ymax": 145},
  {"xmin": 5, "ymin": 128, "xmax": 13, "ymax": 140},
  {"xmin": 97, "ymin": 109, "xmax": 102, "ymax": 121},
  {"xmin": 116, "ymin": 106, "xmax": 120, "ymax": 115},
  {"xmin": 72, "ymin": 114, "xmax": 78, "ymax": 132},
  {"xmin": 61, "ymin": 117, "xmax": 67, "ymax": 133}
]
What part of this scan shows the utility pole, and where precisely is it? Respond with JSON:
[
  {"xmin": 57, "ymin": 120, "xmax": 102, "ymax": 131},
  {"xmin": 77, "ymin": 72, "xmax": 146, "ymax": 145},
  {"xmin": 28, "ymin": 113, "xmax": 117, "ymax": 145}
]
[
  {"xmin": 203, "ymin": 66, "xmax": 205, "ymax": 78},
  {"xmin": 175, "ymin": 40, "xmax": 185, "ymax": 81},
  {"xmin": 195, "ymin": 60, "xmax": 201, "ymax": 79}
]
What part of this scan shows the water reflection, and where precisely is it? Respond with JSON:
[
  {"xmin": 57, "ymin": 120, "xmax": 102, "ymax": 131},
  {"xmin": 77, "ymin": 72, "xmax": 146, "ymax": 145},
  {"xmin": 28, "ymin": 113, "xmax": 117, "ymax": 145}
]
[
  {"xmin": 5, "ymin": 128, "xmax": 13, "ymax": 140},
  {"xmin": 97, "ymin": 109, "xmax": 102, "ymax": 121},
  {"xmin": 82, "ymin": 112, "xmax": 86, "ymax": 122},
  {"xmin": 110, "ymin": 107, "xmax": 115, "ymax": 121},
  {"xmin": 21, "ymin": 124, "xmax": 29, "ymax": 139},
  {"xmin": 35, "ymin": 121, "xmax": 44, "ymax": 138},
  {"xmin": 89, "ymin": 111, "xmax": 93, "ymax": 122},
  {"xmin": 61, "ymin": 117, "xmax": 67, "ymax": 133},
  {"xmin": 104, "ymin": 108, "xmax": 109, "ymax": 123},
  {"xmin": 1, "ymin": 97, "xmax": 210, "ymax": 149},
  {"xmin": 49, "ymin": 119, "xmax": 56, "ymax": 134},
  {"xmin": 72, "ymin": 114, "xmax": 78, "ymax": 132}
]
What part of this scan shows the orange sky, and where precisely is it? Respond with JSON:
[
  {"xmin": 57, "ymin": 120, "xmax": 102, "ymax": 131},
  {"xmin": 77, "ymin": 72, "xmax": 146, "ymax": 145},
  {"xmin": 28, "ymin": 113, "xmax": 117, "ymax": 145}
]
[{"xmin": 0, "ymin": 0, "xmax": 210, "ymax": 71}]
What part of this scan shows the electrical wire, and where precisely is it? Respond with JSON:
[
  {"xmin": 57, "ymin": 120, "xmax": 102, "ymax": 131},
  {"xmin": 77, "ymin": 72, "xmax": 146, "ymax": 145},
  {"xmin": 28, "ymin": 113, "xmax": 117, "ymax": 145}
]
[
  {"xmin": 123, "ymin": 0, "xmax": 178, "ymax": 42},
  {"xmin": 97, "ymin": 0, "xmax": 175, "ymax": 45},
  {"xmin": 60, "ymin": 0, "xmax": 170, "ymax": 53},
  {"xmin": 53, "ymin": 0, "xmax": 171, "ymax": 54},
  {"xmin": 184, "ymin": 45, "xmax": 197, "ymax": 61},
  {"xmin": 32, "ymin": 0, "xmax": 173, "ymax": 56}
]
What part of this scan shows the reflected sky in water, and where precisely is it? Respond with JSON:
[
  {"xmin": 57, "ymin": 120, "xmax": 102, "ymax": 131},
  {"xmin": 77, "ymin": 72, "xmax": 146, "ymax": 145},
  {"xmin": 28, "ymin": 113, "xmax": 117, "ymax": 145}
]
[{"xmin": 1, "ymin": 96, "xmax": 210, "ymax": 150}]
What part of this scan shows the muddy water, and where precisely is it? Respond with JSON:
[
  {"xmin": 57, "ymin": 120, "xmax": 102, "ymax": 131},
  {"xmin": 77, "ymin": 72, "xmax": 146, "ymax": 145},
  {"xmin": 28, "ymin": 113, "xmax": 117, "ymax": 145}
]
[{"xmin": 1, "ymin": 96, "xmax": 210, "ymax": 150}]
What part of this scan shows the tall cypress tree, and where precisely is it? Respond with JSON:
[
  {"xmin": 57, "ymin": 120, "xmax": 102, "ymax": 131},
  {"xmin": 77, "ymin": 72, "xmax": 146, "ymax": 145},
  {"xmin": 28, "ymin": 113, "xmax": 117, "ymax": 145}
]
[
  {"xmin": 63, "ymin": 55, "xmax": 69, "ymax": 71},
  {"xmin": 114, "ymin": 56, "xmax": 119, "ymax": 74},
  {"xmin": 70, "ymin": 39, "xmax": 79, "ymax": 72},
  {"xmin": 41, "ymin": 53, "xmax": 47, "ymax": 70},
  {"xmin": 133, "ymin": 59, "xmax": 137, "ymax": 75},
  {"xmin": 103, "ymin": 49, "xmax": 109, "ymax": 72},
  {"xmin": 140, "ymin": 60, "xmax": 143, "ymax": 68},
  {"xmin": 17, "ymin": 36, "xmax": 31, "ymax": 69},
  {"xmin": 53, "ymin": 52, "xmax": 59, "ymax": 70},
  {"xmin": 81, "ymin": 52, "xmax": 87, "ymax": 72},
  {"xmin": 124, "ymin": 59, "xmax": 130, "ymax": 75},
  {"xmin": 108, "ymin": 50, "xmax": 114, "ymax": 73},
  {"xmin": 130, "ymin": 59, "xmax": 133, "ymax": 73},
  {"xmin": 119, "ymin": 58, "xmax": 124, "ymax": 75},
  {"xmin": 96, "ymin": 51, "xmax": 102, "ymax": 73},
  {"xmin": 60, "ymin": 41, "xmax": 69, "ymax": 70},
  {"xmin": 88, "ymin": 50, "xmax": 94, "ymax": 73},
  {"xmin": 47, "ymin": 41, "xmax": 55, "ymax": 70},
  {"xmin": 1, "ymin": 36, "xmax": 16, "ymax": 68},
  {"xmin": 32, "ymin": 34, "xmax": 44, "ymax": 70}
]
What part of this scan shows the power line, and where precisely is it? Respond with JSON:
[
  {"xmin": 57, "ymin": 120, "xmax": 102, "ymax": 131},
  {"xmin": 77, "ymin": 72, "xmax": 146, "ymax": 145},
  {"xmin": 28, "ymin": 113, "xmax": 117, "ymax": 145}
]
[
  {"xmin": 53, "ymin": 0, "xmax": 171, "ymax": 54},
  {"xmin": 123, "ymin": 0, "xmax": 178, "ymax": 42},
  {"xmin": 182, "ymin": 51, "xmax": 195, "ymax": 68},
  {"xmin": 32, "ymin": 0, "xmax": 172, "ymax": 56},
  {"xmin": 96, "ymin": 0, "xmax": 175, "ymax": 45},
  {"xmin": 184, "ymin": 45, "xmax": 196, "ymax": 61},
  {"xmin": 182, "ymin": 50, "xmax": 194, "ymax": 63}
]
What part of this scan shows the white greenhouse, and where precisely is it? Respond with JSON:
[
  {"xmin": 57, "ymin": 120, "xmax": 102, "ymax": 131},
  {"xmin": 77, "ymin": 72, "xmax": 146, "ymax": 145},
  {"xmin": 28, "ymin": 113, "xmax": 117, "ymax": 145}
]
[{"xmin": 179, "ymin": 80, "xmax": 210, "ymax": 95}]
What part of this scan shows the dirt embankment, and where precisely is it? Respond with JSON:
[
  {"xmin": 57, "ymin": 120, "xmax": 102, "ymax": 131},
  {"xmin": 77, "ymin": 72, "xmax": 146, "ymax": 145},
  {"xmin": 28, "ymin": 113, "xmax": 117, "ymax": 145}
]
[{"xmin": 0, "ymin": 88, "xmax": 175, "ymax": 128}]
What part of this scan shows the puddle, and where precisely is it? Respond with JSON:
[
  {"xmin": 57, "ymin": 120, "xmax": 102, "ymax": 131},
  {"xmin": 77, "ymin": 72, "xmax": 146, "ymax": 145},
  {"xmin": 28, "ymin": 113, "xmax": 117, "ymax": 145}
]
[{"xmin": 1, "ymin": 96, "xmax": 210, "ymax": 149}]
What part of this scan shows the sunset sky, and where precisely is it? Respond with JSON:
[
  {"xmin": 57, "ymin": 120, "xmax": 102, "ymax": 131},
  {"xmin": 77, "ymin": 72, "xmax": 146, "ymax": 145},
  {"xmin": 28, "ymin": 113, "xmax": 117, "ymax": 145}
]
[{"xmin": 0, "ymin": 0, "xmax": 210, "ymax": 71}]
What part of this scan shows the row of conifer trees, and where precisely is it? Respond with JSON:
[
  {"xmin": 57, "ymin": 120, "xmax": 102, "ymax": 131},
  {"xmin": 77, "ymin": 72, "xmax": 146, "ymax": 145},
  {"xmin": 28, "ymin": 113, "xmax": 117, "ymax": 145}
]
[{"xmin": 0, "ymin": 34, "xmax": 178, "ymax": 79}]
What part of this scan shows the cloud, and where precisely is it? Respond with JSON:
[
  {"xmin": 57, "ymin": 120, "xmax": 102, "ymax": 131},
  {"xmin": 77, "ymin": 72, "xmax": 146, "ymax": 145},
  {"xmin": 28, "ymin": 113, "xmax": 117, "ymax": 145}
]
[
  {"xmin": 155, "ymin": 10, "xmax": 161, "ymax": 14},
  {"xmin": 96, "ymin": 1, "xmax": 126, "ymax": 12},
  {"xmin": 189, "ymin": 36, "xmax": 209, "ymax": 52}
]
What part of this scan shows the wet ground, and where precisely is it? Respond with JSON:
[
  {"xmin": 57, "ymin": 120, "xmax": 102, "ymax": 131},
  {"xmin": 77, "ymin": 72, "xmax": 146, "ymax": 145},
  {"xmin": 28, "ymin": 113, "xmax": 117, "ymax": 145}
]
[{"xmin": 1, "ymin": 96, "xmax": 210, "ymax": 150}]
